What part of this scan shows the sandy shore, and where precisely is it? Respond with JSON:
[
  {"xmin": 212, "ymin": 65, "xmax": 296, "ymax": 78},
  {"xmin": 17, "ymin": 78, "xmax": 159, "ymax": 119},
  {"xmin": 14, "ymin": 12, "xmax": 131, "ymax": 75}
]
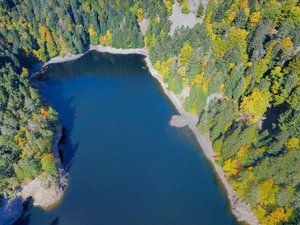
[
  {"xmin": 43, "ymin": 46, "xmax": 148, "ymax": 67},
  {"xmin": 39, "ymin": 45, "xmax": 259, "ymax": 225}
]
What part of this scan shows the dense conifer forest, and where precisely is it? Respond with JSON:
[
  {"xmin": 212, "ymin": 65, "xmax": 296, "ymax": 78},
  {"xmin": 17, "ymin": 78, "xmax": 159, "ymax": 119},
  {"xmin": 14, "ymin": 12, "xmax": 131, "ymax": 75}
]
[{"xmin": 0, "ymin": 0, "xmax": 299, "ymax": 224}]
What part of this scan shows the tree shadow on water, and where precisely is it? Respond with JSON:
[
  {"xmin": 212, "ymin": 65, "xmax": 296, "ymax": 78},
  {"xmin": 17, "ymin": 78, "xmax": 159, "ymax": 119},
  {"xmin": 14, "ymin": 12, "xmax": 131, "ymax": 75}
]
[
  {"xmin": 36, "ymin": 72, "xmax": 79, "ymax": 172},
  {"xmin": 13, "ymin": 197, "xmax": 33, "ymax": 225},
  {"xmin": 49, "ymin": 217, "xmax": 59, "ymax": 225},
  {"xmin": 53, "ymin": 91, "xmax": 79, "ymax": 172},
  {"xmin": 59, "ymin": 126, "xmax": 79, "ymax": 172}
]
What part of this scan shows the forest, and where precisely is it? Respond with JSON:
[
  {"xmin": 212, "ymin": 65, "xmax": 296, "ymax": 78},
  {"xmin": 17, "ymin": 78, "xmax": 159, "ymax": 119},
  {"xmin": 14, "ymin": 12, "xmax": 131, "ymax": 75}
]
[{"xmin": 0, "ymin": 0, "xmax": 299, "ymax": 224}]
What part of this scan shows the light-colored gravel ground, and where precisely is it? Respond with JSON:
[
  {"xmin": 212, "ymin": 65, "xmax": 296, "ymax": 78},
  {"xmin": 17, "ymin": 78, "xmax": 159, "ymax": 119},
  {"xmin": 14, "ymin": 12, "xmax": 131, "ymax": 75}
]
[
  {"xmin": 138, "ymin": 18, "xmax": 148, "ymax": 35},
  {"xmin": 169, "ymin": 1, "xmax": 201, "ymax": 35}
]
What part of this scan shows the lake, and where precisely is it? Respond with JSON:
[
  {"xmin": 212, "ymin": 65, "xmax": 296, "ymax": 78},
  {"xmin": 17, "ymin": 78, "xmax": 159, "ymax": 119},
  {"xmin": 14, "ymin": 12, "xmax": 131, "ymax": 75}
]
[{"xmin": 15, "ymin": 51, "xmax": 239, "ymax": 225}]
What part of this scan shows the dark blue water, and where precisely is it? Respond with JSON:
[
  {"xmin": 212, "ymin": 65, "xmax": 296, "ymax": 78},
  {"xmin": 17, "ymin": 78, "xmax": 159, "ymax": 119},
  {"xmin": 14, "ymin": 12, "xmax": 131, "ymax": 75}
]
[{"xmin": 16, "ymin": 51, "xmax": 239, "ymax": 225}]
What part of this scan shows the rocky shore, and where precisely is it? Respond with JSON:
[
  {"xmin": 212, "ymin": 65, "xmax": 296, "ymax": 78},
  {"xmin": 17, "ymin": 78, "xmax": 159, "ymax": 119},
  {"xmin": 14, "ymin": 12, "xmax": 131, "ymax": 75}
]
[{"xmin": 0, "ymin": 125, "xmax": 68, "ymax": 225}]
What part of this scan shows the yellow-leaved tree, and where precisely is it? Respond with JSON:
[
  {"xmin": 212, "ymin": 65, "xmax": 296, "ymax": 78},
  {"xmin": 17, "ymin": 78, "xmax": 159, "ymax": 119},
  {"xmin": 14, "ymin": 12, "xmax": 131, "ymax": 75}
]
[
  {"xmin": 41, "ymin": 153, "xmax": 57, "ymax": 175},
  {"xmin": 258, "ymin": 179, "xmax": 279, "ymax": 206},
  {"xmin": 88, "ymin": 25, "xmax": 98, "ymax": 46},
  {"xmin": 223, "ymin": 158, "xmax": 239, "ymax": 177},
  {"xmin": 39, "ymin": 24, "xmax": 59, "ymax": 58},
  {"xmin": 136, "ymin": 8, "xmax": 144, "ymax": 22},
  {"xmin": 179, "ymin": 43, "xmax": 193, "ymax": 66},
  {"xmin": 286, "ymin": 137, "xmax": 300, "ymax": 150},
  {"xmin": 240, "ymin": 88, "xmax": 271, "ymax": 124},
  {"xmin": 261, "ymin": 207, "xmax": 292, "ymax": 225},
  {"xmin": 100, "ymin": 30, "xmax": 113, "ymax": 47},
  {"xmin": 153, "ymin": 57, "xmax": 174, "ymax": 82},
  {"xmin": 249, "ymin": 11, "xmax": 261, "ymax": 27},
  {"xmin": 164, "ymin": 0, "xmax": 173, "ymax": 15}
]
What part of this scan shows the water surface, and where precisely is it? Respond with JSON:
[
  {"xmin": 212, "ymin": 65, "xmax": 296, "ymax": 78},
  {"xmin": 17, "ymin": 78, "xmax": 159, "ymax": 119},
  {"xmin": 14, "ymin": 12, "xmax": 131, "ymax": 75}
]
[{"xmin": 16, "ymin": 51, "xmax": 239, "ymax": 225}]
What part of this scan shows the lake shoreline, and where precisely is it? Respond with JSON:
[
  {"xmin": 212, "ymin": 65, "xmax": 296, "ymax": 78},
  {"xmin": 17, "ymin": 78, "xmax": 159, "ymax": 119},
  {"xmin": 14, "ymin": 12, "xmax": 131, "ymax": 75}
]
[
  {"xmin": 143, "ymin": 52, "xmax": 259, "ymax": 225},
  {"xmin": 42, "ymin": 46, "xmax": 148, "ymax": 68},
  {"xmin": 36, "ymin": 45, "xmax": 258, "ymax": 225}
]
